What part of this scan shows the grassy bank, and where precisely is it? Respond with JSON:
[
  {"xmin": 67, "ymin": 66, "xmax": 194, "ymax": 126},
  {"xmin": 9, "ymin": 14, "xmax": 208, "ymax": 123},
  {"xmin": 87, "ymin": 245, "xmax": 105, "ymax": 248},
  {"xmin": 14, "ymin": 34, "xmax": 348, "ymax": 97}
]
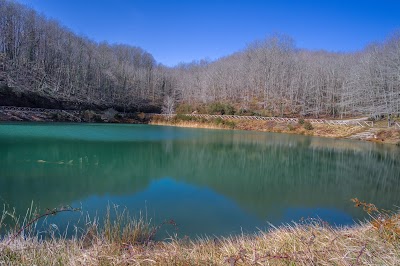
[
  {"xmin": 150, "ymin": 115, "xmax": 400, "ymax": 144},
  {"xmin": 1, "ymin": 200, "xmax": 399, "ymax": 265}
]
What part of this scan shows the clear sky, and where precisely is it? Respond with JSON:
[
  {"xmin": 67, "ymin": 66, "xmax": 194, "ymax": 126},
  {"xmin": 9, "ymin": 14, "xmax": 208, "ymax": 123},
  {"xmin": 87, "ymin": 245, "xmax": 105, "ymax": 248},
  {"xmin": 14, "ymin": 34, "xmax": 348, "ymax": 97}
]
[{"xmin": 14, "ymin": 0, "xmax": 400, "ymax": 66}]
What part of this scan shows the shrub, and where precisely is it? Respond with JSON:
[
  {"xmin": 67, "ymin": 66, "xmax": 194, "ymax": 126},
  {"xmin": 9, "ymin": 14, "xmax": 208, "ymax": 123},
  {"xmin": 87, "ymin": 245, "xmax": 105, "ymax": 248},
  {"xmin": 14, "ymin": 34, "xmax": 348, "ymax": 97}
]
[
  {"xmin": 104, "ymin": 108, "xmax": 118, "ymax": 121},
  {"xmin": 236, "ymin": 109, "xmax": 256, "ymax": 116},
  {"xmin": 224, "ymin": 121, "xmax": 236, "ymax": 129},
  {"xmin": 213, "ymin": 117, "xmax": 224, "ymax": 125},
  {"xmin": 287, "ymin": 124, "xmax": 295, "ymax": 131},
  {"xmin": 208, "ymin": 102, "xmax": 236, "ymax": 115},
  {"xmin": 223, "ymin": 104, "xmax": 235, "ymax": 115},
  {"xmin": 137, "ymin": 112, "xmax": 146, "ymax": 120},
  {"xmin": 175, "ymin": 114, "xmax": 193, "ymax": 121},
  {"xmin": 175, "ymin": 103, "xmax": 194, "ymax": 114},
  {"xmin": 377, "ymin": 130, "xmax": 393, "ymax": 139},
  {"xmin": 51, "ymin": 112, "xmax": 62, "ymax": 120},
  {"xmin": 396, "ymin": 141, "xmax": 400, "ymax": 147},
  {"xmin": 93, "ymin": 114, "xmax": 103, "ymax": 122},
  {"xmin": 298, "ymin": 118, "xmax": 305, "ymax": 125},
  {"xmin": 208, "ymin": 102, "xmax": 225, "ymax": 114},
  {"xmin": 210, "ymin": 117, "xmax": 235, "ymax": 129},
  {"xmin": 352, "ymin": 198, "xmax": 400, "ymax": 242},
  {"xmin": 303, "ymin": 121, "xmax": 314, "ymax": 130},
  {"xmin": 83, "ymin": 110, "xmax": 95, "ymax": 121}
]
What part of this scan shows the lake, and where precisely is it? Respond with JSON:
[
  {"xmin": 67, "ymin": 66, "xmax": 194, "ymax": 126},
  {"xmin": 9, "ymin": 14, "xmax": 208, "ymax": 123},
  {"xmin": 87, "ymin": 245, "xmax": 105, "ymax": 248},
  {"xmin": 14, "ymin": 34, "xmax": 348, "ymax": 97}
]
[{"xmin": 0, "ymin": 123, "xmax": 399, "ymax": 238}]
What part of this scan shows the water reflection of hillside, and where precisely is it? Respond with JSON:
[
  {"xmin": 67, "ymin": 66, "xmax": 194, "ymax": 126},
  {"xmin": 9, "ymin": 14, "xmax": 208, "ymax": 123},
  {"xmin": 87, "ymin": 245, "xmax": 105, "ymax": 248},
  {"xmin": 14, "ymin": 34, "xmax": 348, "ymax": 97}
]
[
  {"xmin": 165, "ymin": 134, "xmax": 400, "ymax": 219},
  {"xmin": 0, "ymin": 126, "xmax": 399, "ymax": 223}
]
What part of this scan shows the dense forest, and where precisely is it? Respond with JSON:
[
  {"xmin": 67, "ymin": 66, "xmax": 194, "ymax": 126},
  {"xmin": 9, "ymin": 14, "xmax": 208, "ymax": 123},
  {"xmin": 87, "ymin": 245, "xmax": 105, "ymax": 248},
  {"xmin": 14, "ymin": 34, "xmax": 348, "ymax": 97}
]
[
  {"xmin": 0, "ymin": 0, "xmax": 399, "ymax": 118},
  {"xmin": 173, "ymin": 34, "xmax": 400, "ymax": 119},
  {"xmin": 0, "ymin": 0, "xmax": 173, "ymax": 112}
]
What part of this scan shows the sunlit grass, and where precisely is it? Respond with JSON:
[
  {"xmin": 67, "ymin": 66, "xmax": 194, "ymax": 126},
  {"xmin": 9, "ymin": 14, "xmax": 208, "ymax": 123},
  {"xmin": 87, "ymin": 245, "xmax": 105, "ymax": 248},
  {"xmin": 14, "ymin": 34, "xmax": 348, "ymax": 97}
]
[{"xmin": 0, "ymin": 202, "xmax": 399, "ymax": 265}]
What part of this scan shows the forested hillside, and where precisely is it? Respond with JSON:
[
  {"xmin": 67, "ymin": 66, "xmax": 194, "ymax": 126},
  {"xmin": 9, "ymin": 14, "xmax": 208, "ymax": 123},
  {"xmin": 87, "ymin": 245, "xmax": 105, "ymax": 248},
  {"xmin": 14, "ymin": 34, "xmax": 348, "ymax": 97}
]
[
  {"xmin": 172, "ymin": 34, "xmax": 400, "ymax": 118},
  {"xmin": 0, "ymin": 0, "xmax": 399, "ymax": 118},
  {"xmin": 0, "ymin": 0, "xmax": 173, "ymax": 112}
]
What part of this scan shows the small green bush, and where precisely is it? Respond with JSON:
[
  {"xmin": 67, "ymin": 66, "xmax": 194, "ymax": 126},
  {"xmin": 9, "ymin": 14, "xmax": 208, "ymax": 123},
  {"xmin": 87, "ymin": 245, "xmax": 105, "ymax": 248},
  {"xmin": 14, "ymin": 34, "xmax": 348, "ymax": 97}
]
[
  {"xmin": 92, "ymin": 114, "xmax": 103, "ymax": 122},
  {"xmin": 298, "ymin": 118, "xmax": 305, "ymax": 125},
  {"xmin": 223, "ymin": 104, "xmax": 235, "ymax": 115},
  {"xmin": 210, "ymin": 117, "xmax": 235, "ymax": 129},
  {"xmin": 236, "ymin": 109, "xmax": 256, "ymax": 116},
  {"xmin": 208, "ymin": 102, "xmax": 236, "ymax": 115},
  {"xmin": 287, "ymin": 124, "xmax": 295, "ymax": 131},
  {"xmin": 213, "ymin": 117, "xmax": 224, "ymax": 125},
  {"xmin": 303, "ymin": 121, "xmax": 314, "ymax": 130},
  {"xmin": 208, "ymin": 102, "xmax": 225, "ymax": 114},
  {"xmin": 175, "ymin": 114, "xmax": 193, "ymax": 121},
  {"xmin": 396, "ymin": 141, "xmax": 400, "ymax": 147},
  {"xmin": 175, "ymin": 104, "xmax": 194, "ymax": 114},
  {"xmin": 224, "ymin": 121, "xmax": 236, "ymax": 129}
]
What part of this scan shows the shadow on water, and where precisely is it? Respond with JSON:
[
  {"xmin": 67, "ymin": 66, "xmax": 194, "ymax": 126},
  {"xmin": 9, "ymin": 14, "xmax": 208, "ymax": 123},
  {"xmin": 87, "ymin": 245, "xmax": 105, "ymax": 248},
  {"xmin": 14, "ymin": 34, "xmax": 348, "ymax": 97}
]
[{"xmin": 0, "ymin": 123, "xmax": 399, "ymax": 237}]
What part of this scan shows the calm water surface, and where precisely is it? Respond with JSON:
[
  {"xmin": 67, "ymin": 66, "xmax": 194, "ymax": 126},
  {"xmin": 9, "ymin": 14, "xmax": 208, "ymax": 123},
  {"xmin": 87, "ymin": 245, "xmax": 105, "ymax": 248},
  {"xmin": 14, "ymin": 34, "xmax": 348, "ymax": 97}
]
[{"xmin": 0, "ymin": 123, "xmax": 399, "ymax": 237}]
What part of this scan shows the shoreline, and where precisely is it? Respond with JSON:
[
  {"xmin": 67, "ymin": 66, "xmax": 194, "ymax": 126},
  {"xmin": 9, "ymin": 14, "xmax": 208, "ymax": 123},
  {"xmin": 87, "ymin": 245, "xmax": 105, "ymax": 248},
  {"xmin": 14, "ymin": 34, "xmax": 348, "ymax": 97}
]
[
  {"xmin": 150, "ymin": 118, "xmax": 400, "ymax": 145},
  {"xmin": 1, "ymin": 107, "xmax": 399, "ymax": 145},
  {"xmin": 1, "ymin": 202, "xmax": 399, "ymax": 265}
]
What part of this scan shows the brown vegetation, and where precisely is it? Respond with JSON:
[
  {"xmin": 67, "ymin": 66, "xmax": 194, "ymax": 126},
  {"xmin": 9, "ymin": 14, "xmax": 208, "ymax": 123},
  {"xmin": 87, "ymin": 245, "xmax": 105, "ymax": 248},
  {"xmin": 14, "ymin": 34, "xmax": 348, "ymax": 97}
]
[
  {"xmin": 1, "ymin": 1, "xmax": 400, "ymax": 118},
  {"xmin": 150, "ymin": 115, "xmax": 382, "ymax": 142},
  {"xmin": 372, "ymin": 129, "xmax": 400, "ymax": 144},
  {"xmin": 0, "ymin": 201, "xmax": 399, "ymax": 265}
]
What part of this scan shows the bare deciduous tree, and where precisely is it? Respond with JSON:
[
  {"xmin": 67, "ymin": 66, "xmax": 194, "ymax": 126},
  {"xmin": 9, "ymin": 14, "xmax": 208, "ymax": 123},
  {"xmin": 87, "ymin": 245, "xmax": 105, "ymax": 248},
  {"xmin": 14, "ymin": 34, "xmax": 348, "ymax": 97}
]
[
  {"xmin": 162, "ymin": 95, "xmax": 175, "ymax": 115},
  {"xmin": 0, "ymin": 0, "xmax": 399, "ymax": 119}
]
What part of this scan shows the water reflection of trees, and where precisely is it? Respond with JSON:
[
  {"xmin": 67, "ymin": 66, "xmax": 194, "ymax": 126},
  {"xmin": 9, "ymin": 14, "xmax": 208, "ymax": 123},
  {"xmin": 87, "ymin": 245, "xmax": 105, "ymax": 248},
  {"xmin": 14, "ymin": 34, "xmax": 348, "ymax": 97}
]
[
  {"xmin": 0, "ymin": 130, "xmax": 399, "ymax": 220},
  {"xmin": 165, "ymin": 135, "xmax": 400, "ymax": 218}
]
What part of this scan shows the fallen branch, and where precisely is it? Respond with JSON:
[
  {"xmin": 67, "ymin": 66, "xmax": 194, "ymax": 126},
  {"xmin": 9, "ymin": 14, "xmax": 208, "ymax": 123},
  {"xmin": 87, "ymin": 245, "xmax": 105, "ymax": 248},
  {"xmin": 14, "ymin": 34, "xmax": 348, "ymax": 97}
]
[{"xmin": 6, "ymin": 206, "xmax": 80, "ymax": 245}]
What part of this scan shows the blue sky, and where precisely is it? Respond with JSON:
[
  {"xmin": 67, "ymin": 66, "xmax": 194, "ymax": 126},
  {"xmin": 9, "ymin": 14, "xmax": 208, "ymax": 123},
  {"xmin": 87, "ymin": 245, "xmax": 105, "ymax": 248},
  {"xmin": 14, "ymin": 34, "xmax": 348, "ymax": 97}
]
[{"xmin": 15, "ymin": 0, "xmax": 400, "ymax": 66}]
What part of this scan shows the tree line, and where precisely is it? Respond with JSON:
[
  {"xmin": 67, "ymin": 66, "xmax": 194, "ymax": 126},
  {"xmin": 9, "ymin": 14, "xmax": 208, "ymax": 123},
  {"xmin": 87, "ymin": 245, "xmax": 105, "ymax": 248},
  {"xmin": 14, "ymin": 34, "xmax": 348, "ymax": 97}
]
[
  {"xmin": 172, "ymin": 34, "xmax": 400, "ymax": 119},
  {"xmin": 0, "ymin": 0, "xmax": 399, "ymax": 118},
  {"xmin": 0, "ymin": 0, "xmax": 173, "ymax": 112}
]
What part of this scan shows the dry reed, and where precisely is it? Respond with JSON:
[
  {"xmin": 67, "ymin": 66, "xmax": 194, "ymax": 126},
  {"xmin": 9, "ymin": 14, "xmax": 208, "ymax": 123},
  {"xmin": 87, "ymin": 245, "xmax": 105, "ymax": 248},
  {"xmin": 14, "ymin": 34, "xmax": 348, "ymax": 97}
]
[{"xmin": 0, "ymin": 201, "xmax": 399, "ymax": 265}]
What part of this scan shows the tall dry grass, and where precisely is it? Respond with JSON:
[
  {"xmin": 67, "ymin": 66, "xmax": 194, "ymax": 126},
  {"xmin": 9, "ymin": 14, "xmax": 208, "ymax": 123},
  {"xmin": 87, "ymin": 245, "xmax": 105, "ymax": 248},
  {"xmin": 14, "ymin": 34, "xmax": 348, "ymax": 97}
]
[{"xmin": 0, "ymin": 200, "xmax": 399, "ymax": 265}]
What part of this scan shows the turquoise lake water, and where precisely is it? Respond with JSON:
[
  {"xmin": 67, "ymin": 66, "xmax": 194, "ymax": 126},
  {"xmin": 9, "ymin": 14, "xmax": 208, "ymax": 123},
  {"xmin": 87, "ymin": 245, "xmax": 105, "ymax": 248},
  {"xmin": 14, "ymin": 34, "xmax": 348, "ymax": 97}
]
[{"xmin": 0, "ymin": 123, "xmax": 399, "ymax": 237}]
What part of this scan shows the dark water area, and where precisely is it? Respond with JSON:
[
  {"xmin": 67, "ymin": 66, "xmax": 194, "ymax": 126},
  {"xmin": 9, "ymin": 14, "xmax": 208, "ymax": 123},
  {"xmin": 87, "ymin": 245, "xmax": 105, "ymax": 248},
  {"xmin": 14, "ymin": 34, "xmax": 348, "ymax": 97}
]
[{"xmin": 0, "ymin": 123, "xmax": 399, "ymax": 238}]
